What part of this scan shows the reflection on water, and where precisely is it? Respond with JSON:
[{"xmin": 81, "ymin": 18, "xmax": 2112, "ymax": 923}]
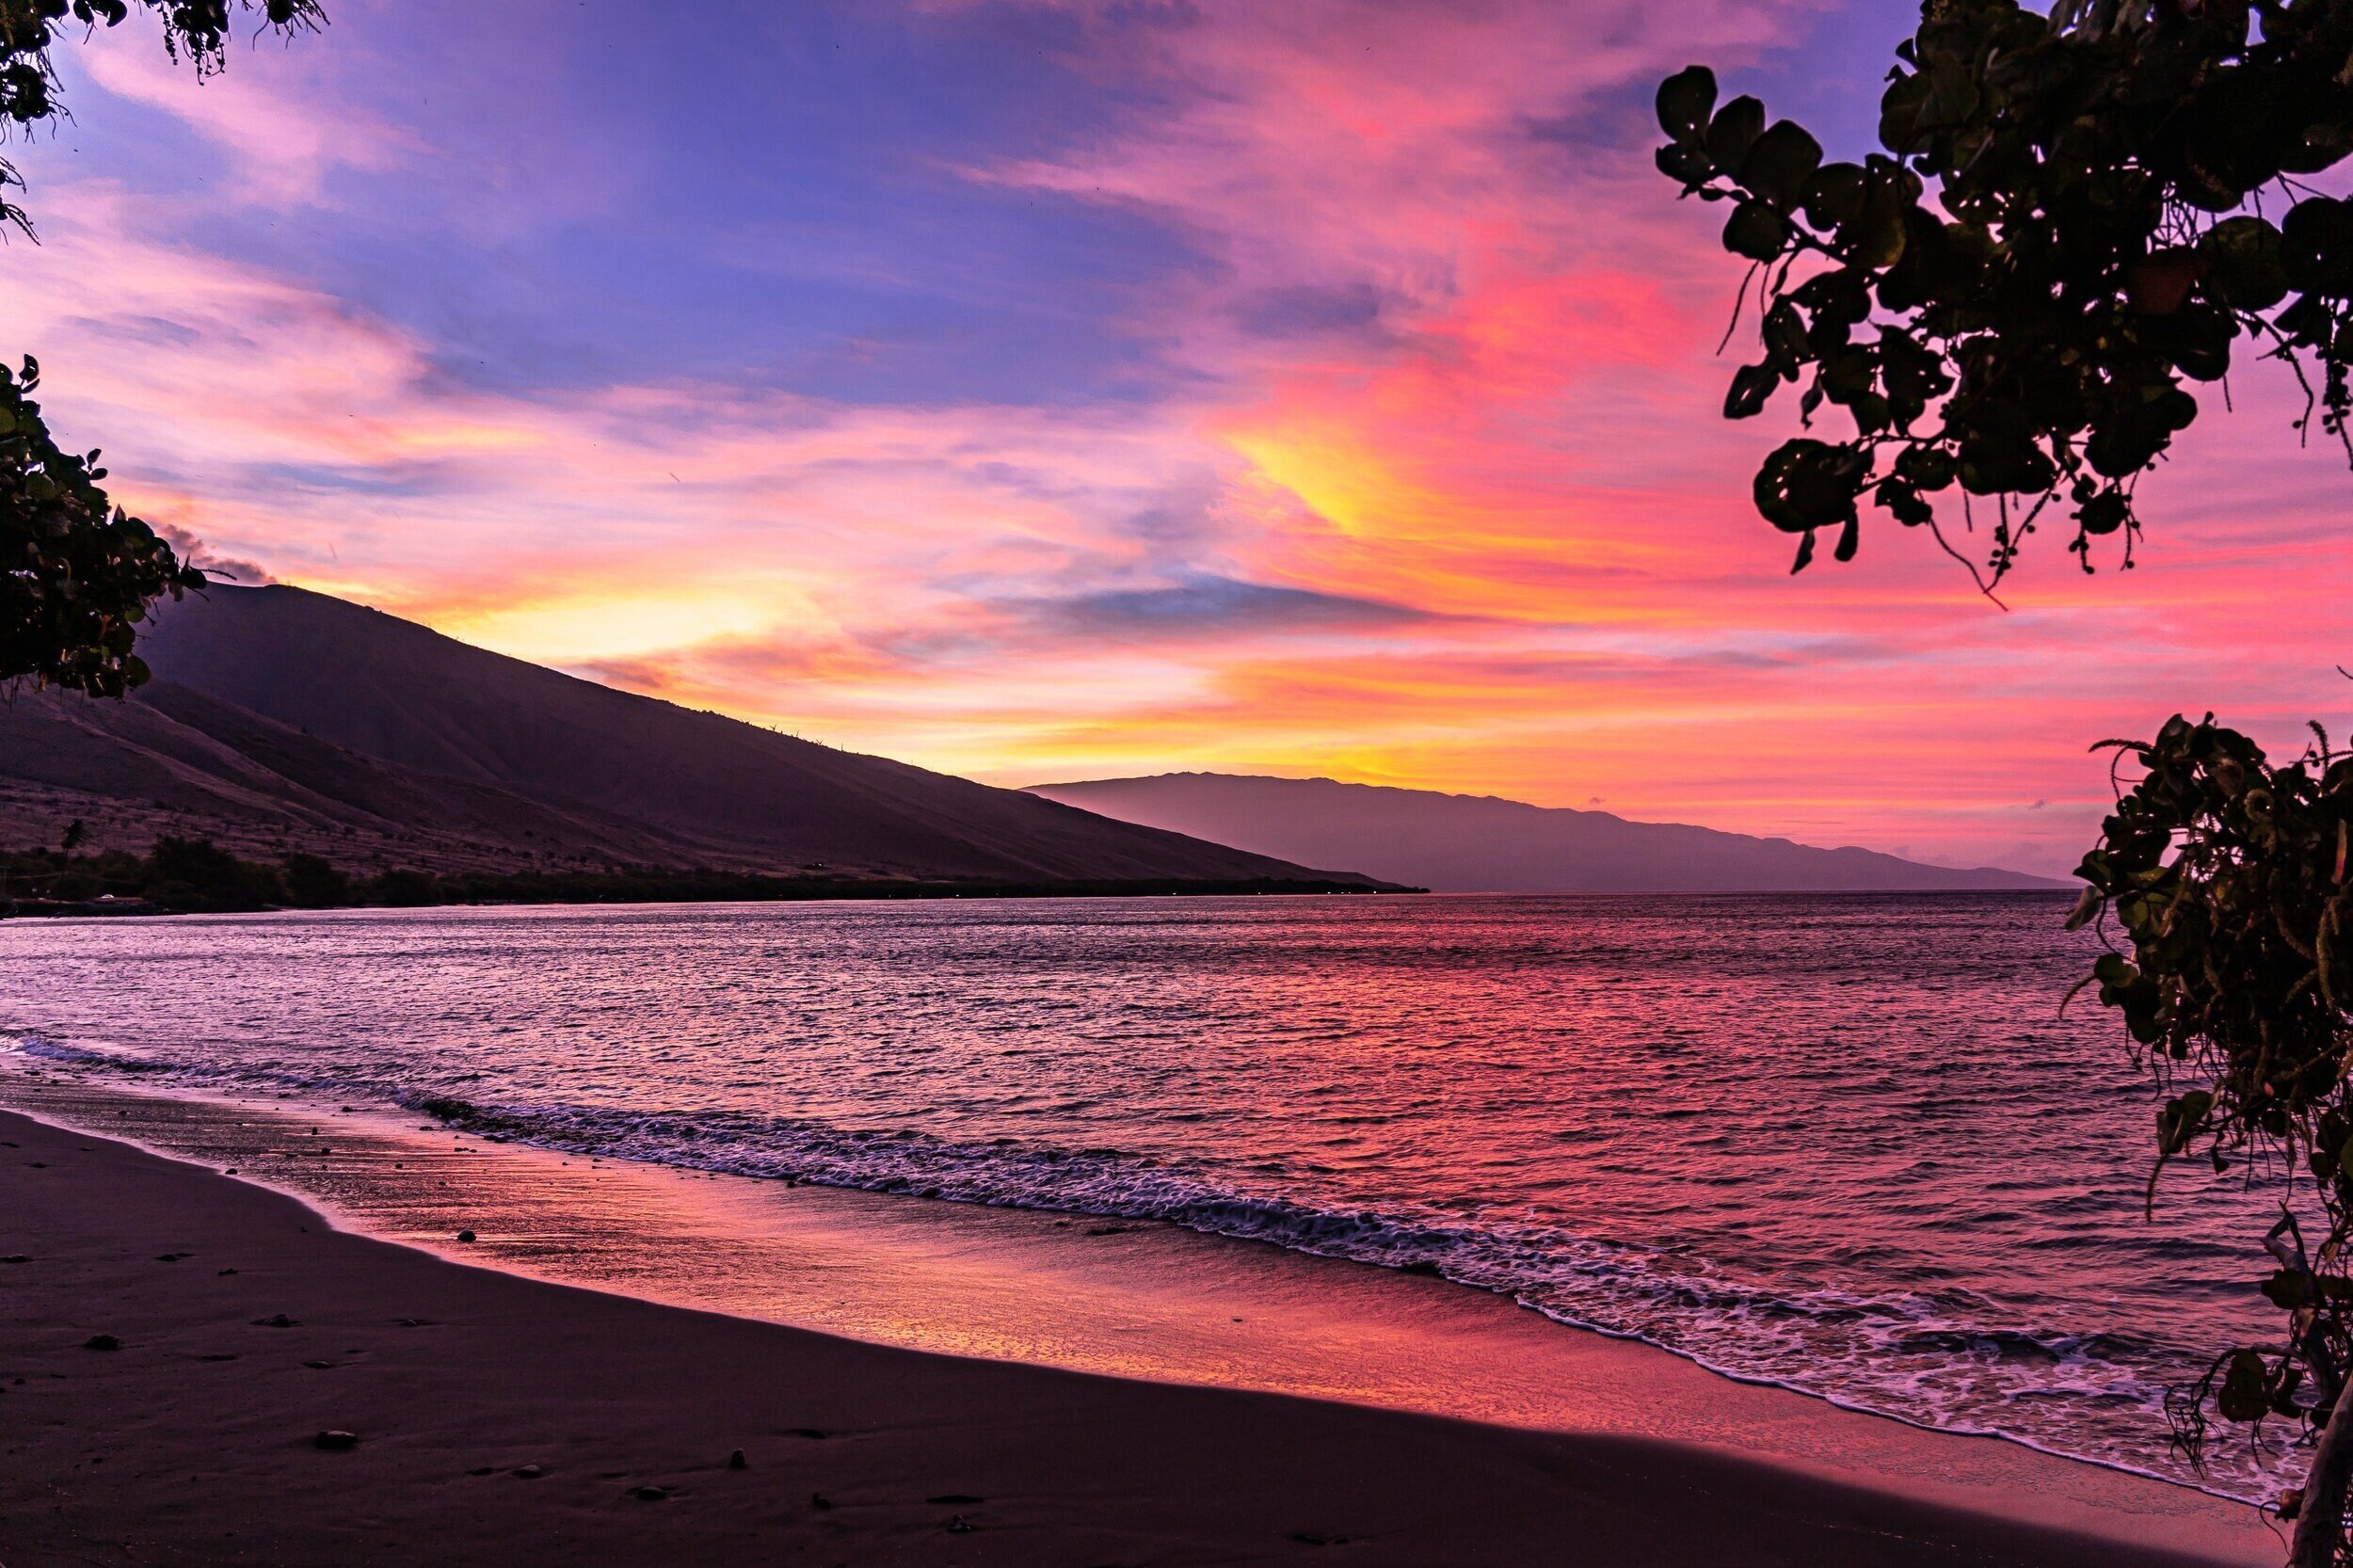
[{"xmin": 0, "ymin": 892, "xmax": 2284, "ymax": 1496}]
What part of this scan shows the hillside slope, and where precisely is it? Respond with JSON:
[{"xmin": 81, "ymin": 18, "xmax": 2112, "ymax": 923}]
[
  {"xmin": 0, "ymin": 680, "xmax": 728, "ymax": 874},
  {"xmin": 1025, "ymin": 774, "xmax": 2064, "ymax": 893}
]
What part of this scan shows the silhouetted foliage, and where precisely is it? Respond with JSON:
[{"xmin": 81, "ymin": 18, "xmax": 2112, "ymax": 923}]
[
  {"xmin": 145, "ymin": 833, "xmax": 285, "ymax": 910},
  {"xmin": 280, "ymin": 852, "xmax": 349, "ymax": 908},
  {"xmin": 0, "ymin": 357, "xmax": 202, "ymax": 693},
  {"xmin": 0, "ymin": 840, "xmax": 1403, "ymax": 916},
  {"xmin": 0, "ymin": 1, "xmax": 322, "ymax": 694},
  {"xmin": 2073, "ymin": 717, "xmax": 2353, "ymax": 1560},
  {"xmin": 1656, "ymin": 0, "xmax": 2353, "ymax": 593},
  {"xmin": 369, "ymin": 868, "xmax": 440, "ymax": 907}
]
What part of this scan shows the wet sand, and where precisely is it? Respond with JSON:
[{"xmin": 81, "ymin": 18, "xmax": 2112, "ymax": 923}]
[{"xmin": 0, "ymin": 1073, "xmax": 2281, "ymax": 1566}]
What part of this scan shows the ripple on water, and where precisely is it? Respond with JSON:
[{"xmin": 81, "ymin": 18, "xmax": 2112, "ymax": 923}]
[{"xmin": 0, "ymin": 892, "xmax": 2292, "ymax": 1499}]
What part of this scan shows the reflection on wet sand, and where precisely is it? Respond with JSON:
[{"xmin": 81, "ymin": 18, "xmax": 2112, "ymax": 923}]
[{"xmin": 0, "ymin": 1061, "xmax": 2269, "ymax": 1561}]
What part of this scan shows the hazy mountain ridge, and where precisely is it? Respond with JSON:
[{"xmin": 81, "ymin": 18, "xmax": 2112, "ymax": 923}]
[
  {"xmin": 1025, "ymin": 773, "xmax": 2065, "ymax": 893},
  {"xmin": 0, "ymin": 585, "xmax": 1383, "ymax": 887}
]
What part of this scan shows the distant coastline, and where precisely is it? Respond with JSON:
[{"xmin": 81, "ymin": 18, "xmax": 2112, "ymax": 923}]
[
  {"xmin": 0, "ymin": 838, "xmax": 1410, "ymax": 918},
  {"xmin": 1028, "ymin": 773, "xmax": 2066, "ymax": 894}
]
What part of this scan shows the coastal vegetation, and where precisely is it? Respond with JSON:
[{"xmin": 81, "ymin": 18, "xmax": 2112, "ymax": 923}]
[
  {"xmin": 0, "ymin": 0, "xmax": 320, "ymax": 696},
  {"xmin": 1658, "ymin": 1, "xmax": 2353, "ymax": 1560},
  {"xmin": 1656, "ymin": 0, "xmax": 2353, "ymax": 595},
  {"xmin": 2072, "ymin": 718, "xmax": 2353, "ymax": 1552},
  {"xmin": 0, "ymin": 837, "xmax": 1394, "ymax": 916}
]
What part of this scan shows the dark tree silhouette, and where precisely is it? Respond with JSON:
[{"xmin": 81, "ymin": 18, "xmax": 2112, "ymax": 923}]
[
  {"xmin": 1658, "ymin": 5, "xmax": 2353, "ymax": 1562},
  {"xmin": 0, "ymin": 0, "xmax": 322, "ymax": 696},
  {"xmin": 1656, "ymin": 0, "xmax": 2353, "ymax": 596},
  {"xmin": 2070, "ymin": 718, "xmax": 2353, "ymax": 1562}
]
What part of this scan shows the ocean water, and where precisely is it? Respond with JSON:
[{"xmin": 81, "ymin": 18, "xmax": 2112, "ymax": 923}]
[{"xmin": 0, "ymin": 893, "xmax": 2290, "ymax": 1496}]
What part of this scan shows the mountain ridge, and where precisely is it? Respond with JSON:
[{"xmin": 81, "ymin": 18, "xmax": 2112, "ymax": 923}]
[{"xmin": 1024, "ymin": 772, "xmax": 2065, "ymax": 893}]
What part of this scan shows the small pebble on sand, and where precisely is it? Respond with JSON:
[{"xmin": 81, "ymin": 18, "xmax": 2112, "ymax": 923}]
[
  {"xmin": 312, "ymin": 1431, "xmax": 360, "ymax": 1451},
  {"xmin": 82, "ymin": 1334, "xmax": 120, "ymax": 1351}
]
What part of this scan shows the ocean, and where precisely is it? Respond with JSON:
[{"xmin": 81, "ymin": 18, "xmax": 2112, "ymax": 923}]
[{"xmin": 0, "ymin": 892, "xmax": 2288, "ymax": 1497}]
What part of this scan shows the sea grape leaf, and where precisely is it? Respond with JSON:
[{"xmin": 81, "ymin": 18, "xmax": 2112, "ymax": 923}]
[
  {"xmin": 1705, "ymin": 95, "xmax": 1766, "ymax": 172},
  {"xmin": 1657, "ymin": 66, "xmax": 1716, "ymax": 144},
  {"xmin": 1738, "ymin": 120, "xmax": 1822, "ymax": 212},
  {"xmin": 1723, "ymin": 200, "xmax": 1789, "ymax": 262}
]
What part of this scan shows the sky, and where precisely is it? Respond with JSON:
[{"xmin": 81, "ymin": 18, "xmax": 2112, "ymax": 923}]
[{"xmin": 11, "ymin": 0, "xmax": 2353, "ymax": 877}]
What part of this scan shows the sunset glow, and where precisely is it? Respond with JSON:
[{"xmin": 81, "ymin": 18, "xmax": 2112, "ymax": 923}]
[{"xmin": 20, "ymin": 0, "xmax": 2353, "ymax": 874}]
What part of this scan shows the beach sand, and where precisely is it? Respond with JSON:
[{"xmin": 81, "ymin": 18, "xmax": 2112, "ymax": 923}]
[{"xmin": 0, "ymin": 1080, "xmax": 2282, "ymax": 1566}]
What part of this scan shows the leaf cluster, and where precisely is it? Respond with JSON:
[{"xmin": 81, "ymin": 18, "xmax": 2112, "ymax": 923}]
[
  {"xmin": 1657, "ymin": 0, "xmax": 2353, "ymax": 585},
  {"xmin": 0, "ymin": 0, "xmax": 320, "ymax": 693},
  {"xmin": 2073, "ymin": 713, "xmax": 2353, "ymax": 1459},
  {"xmin": 0, "ymin": 356, "xmax": 200, "ymax": 694}
]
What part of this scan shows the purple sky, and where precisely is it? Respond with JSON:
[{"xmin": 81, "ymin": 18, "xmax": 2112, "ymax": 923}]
[{"xmin": 12, "ymin": 0, "xmax": 2352, "ymax": 875}]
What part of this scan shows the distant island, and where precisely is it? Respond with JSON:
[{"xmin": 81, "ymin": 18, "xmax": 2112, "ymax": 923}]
[
  {"xmin": 1026, "ymin": 774, "xmax": 2065, "ymax": 894},
  {"xmin": 0, "ymin": 585, "xmax": 1399, "ymax": 911}
]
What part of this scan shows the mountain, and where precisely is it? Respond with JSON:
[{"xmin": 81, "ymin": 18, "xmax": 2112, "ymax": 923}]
[
  {"xmin": 0, "ymin": 585, "xmax": 1384, "ymax": 888},
  {"xmin": 0, "ymin": 679, "xmax": 747, "ymax": 876},
  {"xmin": 1024, "ymin": 774, "xmax": 2066, "ymax": 893}
]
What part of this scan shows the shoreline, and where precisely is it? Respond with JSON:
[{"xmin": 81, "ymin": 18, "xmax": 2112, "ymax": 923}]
[
  {"xmin": 0, "ymin": 1033, "xmax": 2249, "ymax": 1507},
  {"xmin": 0, "ymin": 872, "xmax": 1415, "ymax": 920},
  {"xmin": 2, "ymin": 886, "xmax": 2066, "ymax": 920},
  {"xmin": 0, "ymin": 1069, "xmax": 2278, "ymax": 1566}
]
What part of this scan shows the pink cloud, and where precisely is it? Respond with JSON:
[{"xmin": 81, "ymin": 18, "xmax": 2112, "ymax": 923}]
[{"xmin": 69, "ymin": 24, "xmax": 416, "ymax": 207}]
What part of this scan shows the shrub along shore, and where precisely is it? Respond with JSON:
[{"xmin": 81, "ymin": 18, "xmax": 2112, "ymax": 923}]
[{"xmin": 0, "ymin": 838, "xmax": 1402, "ymax": 917}]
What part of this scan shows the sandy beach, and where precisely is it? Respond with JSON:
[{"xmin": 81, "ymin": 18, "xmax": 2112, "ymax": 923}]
[{"xmin": 0, "ymin": 1076, "xmax": 2280, "ymax": 1568}]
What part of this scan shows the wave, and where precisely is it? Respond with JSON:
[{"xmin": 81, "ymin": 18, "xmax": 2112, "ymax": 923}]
[{"xmin": 1, "ymin": 1030, "xmax": 2268, "ymax": 1502}]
